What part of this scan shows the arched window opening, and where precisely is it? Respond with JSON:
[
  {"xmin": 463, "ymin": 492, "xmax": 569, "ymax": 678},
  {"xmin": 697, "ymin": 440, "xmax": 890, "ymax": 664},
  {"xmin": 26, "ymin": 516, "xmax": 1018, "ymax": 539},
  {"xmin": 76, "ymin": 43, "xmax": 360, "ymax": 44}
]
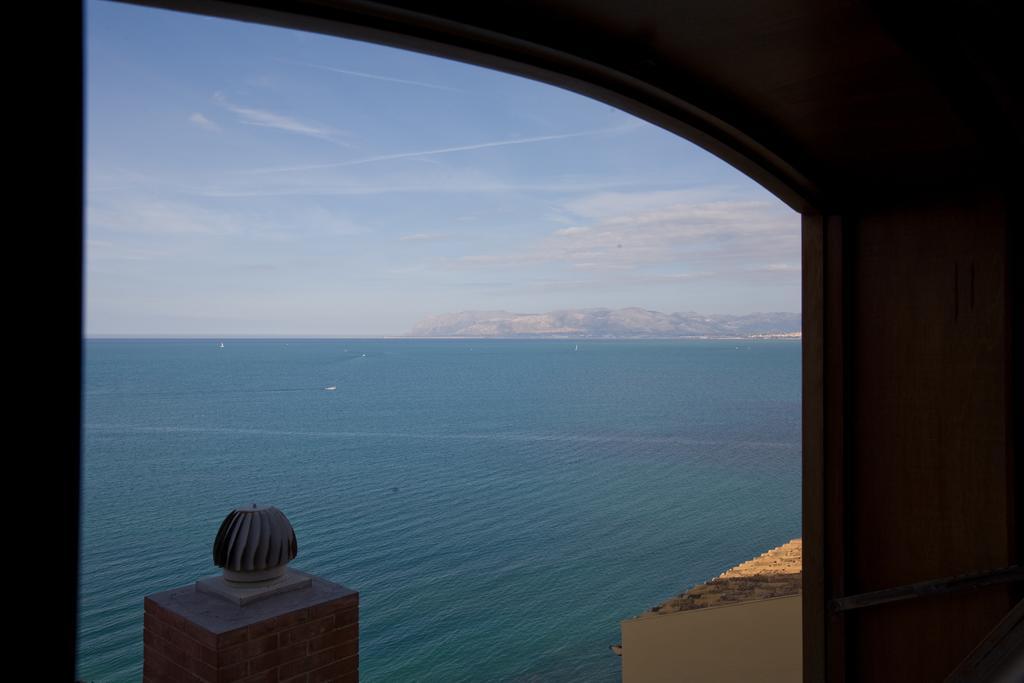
[{"xmin": 82, "ymin": 2, "xmax": 802, "ymax": 680}]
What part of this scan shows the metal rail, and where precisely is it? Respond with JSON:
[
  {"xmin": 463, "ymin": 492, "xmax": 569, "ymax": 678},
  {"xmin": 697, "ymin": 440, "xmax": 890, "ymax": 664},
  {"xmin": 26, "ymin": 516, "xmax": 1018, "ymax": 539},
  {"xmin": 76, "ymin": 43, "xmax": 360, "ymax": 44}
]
[{"xmin": 830, "ymin": 565, "xmax": 1024, "ymax": 613}]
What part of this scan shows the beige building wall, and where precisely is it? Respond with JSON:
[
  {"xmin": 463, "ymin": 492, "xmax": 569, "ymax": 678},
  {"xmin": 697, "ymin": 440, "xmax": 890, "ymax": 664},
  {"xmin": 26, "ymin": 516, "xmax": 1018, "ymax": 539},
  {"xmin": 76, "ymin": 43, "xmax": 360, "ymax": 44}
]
[{"xmin": 620, "ymin": 595, "xmax": 801, "ymax": 682}]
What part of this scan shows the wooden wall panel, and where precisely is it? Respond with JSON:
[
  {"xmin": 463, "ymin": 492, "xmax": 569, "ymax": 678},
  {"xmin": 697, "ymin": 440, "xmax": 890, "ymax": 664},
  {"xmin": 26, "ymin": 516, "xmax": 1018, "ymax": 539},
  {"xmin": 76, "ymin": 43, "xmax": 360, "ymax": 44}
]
[
  {"xmin": 802, "ymin": 214, "xmax": 825, "ymax": 683},
  {"xmin": 841, "ymin": 190, "xmax": 1015, "ymax": 681}
]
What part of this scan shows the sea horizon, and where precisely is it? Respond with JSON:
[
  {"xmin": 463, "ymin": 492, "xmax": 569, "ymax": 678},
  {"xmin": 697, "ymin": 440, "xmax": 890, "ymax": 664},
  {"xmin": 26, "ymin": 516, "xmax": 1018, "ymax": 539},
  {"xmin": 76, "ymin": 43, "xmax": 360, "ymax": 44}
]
[{"xmin": 84, "ymin": 335, "xmax": 802, "ymax": 341}]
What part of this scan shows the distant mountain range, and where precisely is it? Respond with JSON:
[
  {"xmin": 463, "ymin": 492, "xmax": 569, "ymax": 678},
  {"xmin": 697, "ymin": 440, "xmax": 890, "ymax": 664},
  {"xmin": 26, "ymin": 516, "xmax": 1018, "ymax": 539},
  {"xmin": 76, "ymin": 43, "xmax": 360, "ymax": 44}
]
[{"xmin": 408, "ymin": 308, "xmax": 801, "ymax": 339}]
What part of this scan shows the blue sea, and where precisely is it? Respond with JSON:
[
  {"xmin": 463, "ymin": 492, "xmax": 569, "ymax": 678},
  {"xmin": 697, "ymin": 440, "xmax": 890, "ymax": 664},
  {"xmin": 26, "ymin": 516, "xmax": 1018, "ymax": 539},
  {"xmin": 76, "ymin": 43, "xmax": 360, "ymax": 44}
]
[{"xmin": 78, "ymin": 339, "xmax": 801, "ymax": 681}]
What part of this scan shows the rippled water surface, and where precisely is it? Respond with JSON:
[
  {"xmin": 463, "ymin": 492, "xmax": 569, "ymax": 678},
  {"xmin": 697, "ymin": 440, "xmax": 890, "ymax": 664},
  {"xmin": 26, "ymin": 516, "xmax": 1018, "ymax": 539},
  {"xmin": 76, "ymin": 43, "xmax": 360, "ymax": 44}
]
[{"xmin": 79, "ymin": 339, "xmax": 800, "ymax": 681}]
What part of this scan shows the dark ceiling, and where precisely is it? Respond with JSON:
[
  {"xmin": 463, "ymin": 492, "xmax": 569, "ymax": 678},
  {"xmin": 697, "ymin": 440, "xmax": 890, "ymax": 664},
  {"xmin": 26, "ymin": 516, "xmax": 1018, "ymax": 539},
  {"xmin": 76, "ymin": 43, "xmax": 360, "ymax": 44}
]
[{"xmin": 123, "ymin": 0, "xmax": 1020, "ymax": 212}]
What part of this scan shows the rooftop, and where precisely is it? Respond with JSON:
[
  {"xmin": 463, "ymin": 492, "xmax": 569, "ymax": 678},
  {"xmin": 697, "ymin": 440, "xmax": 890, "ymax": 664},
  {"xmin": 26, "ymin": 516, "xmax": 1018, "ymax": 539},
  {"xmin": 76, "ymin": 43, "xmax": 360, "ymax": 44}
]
[{"xmin": 641, "ymin": 538, "xmax": 802, "ymax": 618}]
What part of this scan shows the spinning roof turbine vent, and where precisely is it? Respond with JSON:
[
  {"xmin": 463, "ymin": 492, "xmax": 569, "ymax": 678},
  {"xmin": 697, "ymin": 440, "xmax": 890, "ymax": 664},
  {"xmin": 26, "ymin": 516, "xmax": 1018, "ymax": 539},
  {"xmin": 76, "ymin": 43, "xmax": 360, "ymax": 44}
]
[
  {"xmin": 146, "ymin": 502, "xmax": 358, "ymax": 679},
  {"xmin": 212, "ymin": 504, "xmax": 298, "ymax": 583}
]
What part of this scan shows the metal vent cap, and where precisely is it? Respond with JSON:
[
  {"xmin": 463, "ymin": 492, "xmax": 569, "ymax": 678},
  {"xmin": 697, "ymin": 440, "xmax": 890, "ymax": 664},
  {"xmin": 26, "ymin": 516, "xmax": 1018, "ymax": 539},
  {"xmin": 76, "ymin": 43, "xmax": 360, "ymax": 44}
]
[{"xmin": 212, "ymin": 504, "xmax": 298, "ymax": 583}]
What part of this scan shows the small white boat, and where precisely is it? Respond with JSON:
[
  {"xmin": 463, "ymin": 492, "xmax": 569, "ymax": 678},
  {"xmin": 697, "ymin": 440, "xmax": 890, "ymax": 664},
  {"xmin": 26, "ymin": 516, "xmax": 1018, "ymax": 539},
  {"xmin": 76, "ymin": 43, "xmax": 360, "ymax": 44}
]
[
  {"xmin": 325, "ymin": 386, "xmax": 337, "ymax": 391},
  {"xmin": 574, "ymin": 344, "xmax": 578, "ymax": 351},
  {"xmin": 219, "ymin": 342, "xmax": 225, "ymax": 348}
]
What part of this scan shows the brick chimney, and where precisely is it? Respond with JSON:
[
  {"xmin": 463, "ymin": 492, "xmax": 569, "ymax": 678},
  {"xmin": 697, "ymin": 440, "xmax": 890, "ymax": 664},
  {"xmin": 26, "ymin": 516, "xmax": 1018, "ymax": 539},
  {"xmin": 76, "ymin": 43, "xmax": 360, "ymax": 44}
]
[{"xmin": 143, "ymin": 505, "xmax": 358, "ymax": 682}]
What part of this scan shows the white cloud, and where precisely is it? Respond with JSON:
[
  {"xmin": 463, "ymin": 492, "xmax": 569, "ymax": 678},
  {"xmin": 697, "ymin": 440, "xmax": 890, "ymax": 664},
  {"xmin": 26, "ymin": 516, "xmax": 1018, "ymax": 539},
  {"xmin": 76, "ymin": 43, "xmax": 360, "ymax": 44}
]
[
  {"xmin": 298, "ymin": 206, "xmax": 368, "ymax": 236},
  {"xmin": 562, "ymin": 189, "xmax": 717, "ymax": 219},
  {"xmin": 197, "ymin": 173, "xmax": 650, "ymax": 198},
  {"xmin": 455, "ymin": 191, "xmax": 800, "ymax": 284},
  {"xmin": 213, "ymin": 92, "xmax": 350, "ymax": 146},
  {"xmin": 513, "ymin": 270, "xmax": 720, "ymax": 292},
  {"xmin": 400, "ymin": 232, "xmax": 451, "ymax": 242},
  {"xmin": 87, "ymin": 199, "xmax": 246, "ymax": 236},
  {"xmin": 86, "ymin": 239, "xmax": 169, "ymax": 262},
  {"xmin": 86, "ymin": 197, "xmax": 365, "ymax": 243},
  {"xmin": 188, "ymin": 112, "xmax": 221, "ymax": 132}
]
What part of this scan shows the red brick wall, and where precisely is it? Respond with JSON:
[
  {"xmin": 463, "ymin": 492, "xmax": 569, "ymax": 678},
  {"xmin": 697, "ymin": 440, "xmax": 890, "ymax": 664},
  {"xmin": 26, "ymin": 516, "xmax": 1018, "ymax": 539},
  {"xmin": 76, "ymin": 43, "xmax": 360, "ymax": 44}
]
[{"xmin": 143, "ymin": 594, "xmax": 358, "ymax": 682}]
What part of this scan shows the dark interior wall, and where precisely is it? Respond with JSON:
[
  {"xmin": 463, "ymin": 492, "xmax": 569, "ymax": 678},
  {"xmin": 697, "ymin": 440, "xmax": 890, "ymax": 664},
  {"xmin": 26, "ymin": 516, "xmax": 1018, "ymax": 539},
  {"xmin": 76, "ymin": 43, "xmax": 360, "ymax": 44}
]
[
  {"xmin": 848, "ymin": 190, "xmax": 1010, "ymax": 587},
  {"xmin": 808, "ymin": 187, "xmax": 1020, "ymax": 681}
]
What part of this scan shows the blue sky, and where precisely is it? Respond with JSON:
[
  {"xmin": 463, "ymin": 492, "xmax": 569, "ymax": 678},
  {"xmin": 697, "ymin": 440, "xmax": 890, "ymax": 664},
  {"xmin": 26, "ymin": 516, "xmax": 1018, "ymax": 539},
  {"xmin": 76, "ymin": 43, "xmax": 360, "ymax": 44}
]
[{"xmin": 85, "ymin": 1, "xmax": 800, "ymax": 336}]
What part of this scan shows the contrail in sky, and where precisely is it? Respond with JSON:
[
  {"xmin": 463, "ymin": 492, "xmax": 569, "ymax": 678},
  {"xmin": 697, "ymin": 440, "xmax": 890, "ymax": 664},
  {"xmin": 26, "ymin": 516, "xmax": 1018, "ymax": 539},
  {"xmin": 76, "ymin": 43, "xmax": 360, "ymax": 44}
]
[
  {"xmin": 282, "ymin": 59, "xmax": 462, "ymax": 92},
  {"xmin": 245, "ymin": 124, "xmax": 641, "ymax": 174}
]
